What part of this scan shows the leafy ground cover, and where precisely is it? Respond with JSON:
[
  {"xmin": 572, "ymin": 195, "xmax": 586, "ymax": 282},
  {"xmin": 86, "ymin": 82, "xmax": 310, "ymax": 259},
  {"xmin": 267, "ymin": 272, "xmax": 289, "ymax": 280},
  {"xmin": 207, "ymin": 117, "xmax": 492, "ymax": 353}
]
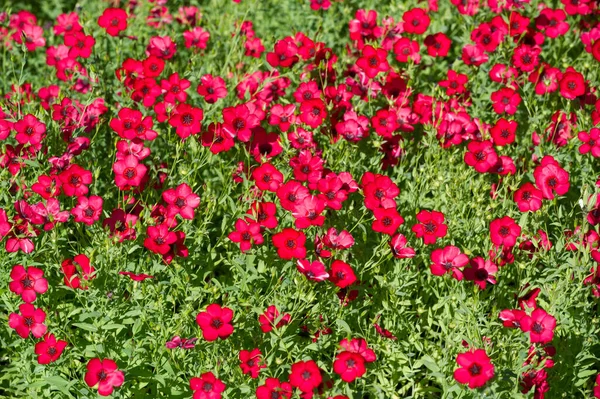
[{"xmin": 1, "ymin": 0, "xmax": 600, "ymax": 398}]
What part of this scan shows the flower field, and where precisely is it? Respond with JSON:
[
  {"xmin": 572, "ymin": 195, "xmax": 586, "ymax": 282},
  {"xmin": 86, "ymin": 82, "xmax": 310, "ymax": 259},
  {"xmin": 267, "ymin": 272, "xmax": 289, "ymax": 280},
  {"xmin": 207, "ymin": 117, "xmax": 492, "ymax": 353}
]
[{"xmin": 1, "ymin": 0, "xmax": 600, "ymax": 398}]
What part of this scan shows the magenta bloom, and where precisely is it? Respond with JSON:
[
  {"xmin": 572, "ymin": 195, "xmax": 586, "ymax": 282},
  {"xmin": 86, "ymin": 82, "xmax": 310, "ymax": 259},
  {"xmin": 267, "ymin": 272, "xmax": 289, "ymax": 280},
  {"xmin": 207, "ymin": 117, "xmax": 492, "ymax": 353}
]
[
  {"xmin": 8, "ymin": 303, "xmax": 47, "ymax": 338},
  {"xmin": 453, "ymin": 349, "xmax": 494, "ymax": 389},
  {"xmin": 84, "ymin": 358, "xmax": 125, "ymax": 396},
  {"xmin": 9, "ymin": 265, "xmax": 48, "ymax": 303},
  {"xmin": 430, "ymin": 246, "xmax": 469, "ymax": 280}
]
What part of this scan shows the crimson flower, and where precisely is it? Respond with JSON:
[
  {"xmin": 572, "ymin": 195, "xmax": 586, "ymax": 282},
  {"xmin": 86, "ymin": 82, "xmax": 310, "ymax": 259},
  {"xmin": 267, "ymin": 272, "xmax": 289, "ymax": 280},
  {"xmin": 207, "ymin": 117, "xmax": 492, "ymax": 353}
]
[
  {"xmin": 430, "ymin": 245, "xmax": 469, "ymax": 280},
  {"xmin": 402, "ymin": 8, "xmax": 430, "ymax": 34},
  {"xmin": 84, "ymin": 358, "xmax": 125, "ymax": 397},
  {"xmin": 14, "ymin": 114, "xmax": 46, "ymax": 147},
  {"xmin": 372, "ymin": 207, "xmax": 404, "ymax": 235},
  {"xmin": 228, "ymin": 218, "xmax": 263, "ymax": 252},
  {"xmin": 464, "ymin": 257, "xmax": 498, "ymax": 290},
  {"xmin": 197, "ymin": 74, "xmax": 227, "ymax": 104},
  {"xmin": 297, "ymin": 259, "xmax": 329, "ymax": 281},
  {"xmin": 113, "ymin": 155, "xmax": 147, "ymax": 189},
  {"xmin": 272, "ymin": 228, "xmax": 306, "ymax": 259},
  {"xmin": 490, "ymin": 118, "xmax": 517, "ymax": 146},
  {"xmin": 71, "ymin": 195, "xmax": 103, "ymax": 225},
  {"xmin": 144, "ymin": 224, "xmax": 177, "ymax": 255},
  {"xmin": 59, "ymin": 164, "xmax": 92, "ymax": 196},
  {"xmin": 464, "ymin": 140, "xmax": 498, "ymax": 173},
  {"xmin": 222, "ymin": 103, "xmax": 260, "ymax": 142},
  {"xmin": 328, "ymin": 260, "xmax": 357, "ymax": 288},
  {"xmin": 299, "ymin": 99, "xmax": 327, "ymax": 129},
  {"xmin": 239, "ymin": 348, "xmax": 266, "ymax": 378},
  {"xmin": 389, "ymin": 234, "xmax": 416, "ymax": 258},
  {"xmin": 8, "ymin": 303, "xmax": 47, "ymax": 338},
  {"xmin": 258, "ymin": 305, "xmax": 291, "ymax": 333},
  {"xmin": 356, "ymin": 45, "xmax": 389, "ymax": 79},
  {"xmin": 196, "ymin": 304, "xmax": 234, "ymax": 341},
  {"xmin": 412, "ymin": 210, "xmax": 447, "ymax": 245},
  {"xmin": 256, "ymin": 377, "xmax": 292, "ymax": 399},
  {"xmin": 190, "ymin": 372, "xmax": 226, "ymax": 399},
  {"xmin": 9, "ymin": 264, "xmax": 48, "ymax": 303},
  {"xmin": 578, "ymin": 128, "xmax": 600, "ymax": 157},
  {"xmin": 514, "ymin": 183, "xmax": 543, "ymax": 212},
  {"xmin": 289, "ymin": 360, "xmax": 322, "ymax": 393},
  {"xmin": 491, "ymin": 88, "xmax": 521, "ymax": 115},
  {"xmin": 34, "ymin": 333, "xmax": 67, "ymax": 364},
  {"xmin": 533, "ymin": 155, "xmax": 570, "ymax": 199},
  {"xmin": 98, "ymin": 8, "xmax": 128, "ymax": 36},
  {"xmin": 62, "ymin": 254, "xmax": 95, "ymax": 290},
  {"xmin": 453, "ymin": 349, "xmax": 494, "ymax": 389},
  {"xmin": 520, "ymin": 308, "xmax": 557, "ymax": 344},
  {"xmin": 163, "ymin": 183, "xmax": 200, "ymax": 219},
  {"xmin": 559, "ymin": 67, "xmax": 585, "ymax": 100},
  {"xmin": 169, "ymin": 103, "xmax": 203, "ymax": 139},
  {"xmin": 333, "ymin": 351, "xmax": 367, "ymax": 382},
  {"xmin": 490, "ymin": 216, "xmax": 521, "ymax": 248}
]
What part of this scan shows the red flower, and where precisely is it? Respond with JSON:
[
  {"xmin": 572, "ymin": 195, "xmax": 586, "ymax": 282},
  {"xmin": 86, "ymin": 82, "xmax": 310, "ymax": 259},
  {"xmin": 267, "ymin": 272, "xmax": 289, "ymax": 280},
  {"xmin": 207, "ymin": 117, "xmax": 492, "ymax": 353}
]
[
  {"xmin": 424, "ymin": 32, "xmax": 451, "ymax": 57},
  {"xmin": 499, "ymin": 309, "xmax": 528, "ymax": 329},
  {"xmin": 362, "ymin": 173, "xmax": 399, "ymax": 210},
  {"xmin": 356, "ymin": 45, "xmax": 389, "ymax": 79},
  {"xmin": 64, "ymin": 31, "xmax": 95, "ymax": 59},
  {"xmin": 34, "ymin": 333, "xmax": 67, "ymax": 364},
  {"xmin": 412, "ymin": 210, "xmax": 447, "ymax": 245},
  {"xmin": 297, "ymin": 259, "xmax": 329, "ymax": 281},
  {"xmin": 520, "ymin": 308, "xmax": 556, "ymax": 344},
  {"xmin": 464, "ymin": 140, "xmax": 498, "ymax": 173},
  {"xmin": 430, "ymin": 245, "xmax": 469, "ymax": 280},
  {"xmin": 292, "ymin": 195, "xmax": 326, "ymax": 229},
  {"xmin": 228, "ymin": 218, "xmax": 263, "ymax": 252},
  {"xmin": 71, "ymin": 195, "xmax": 103, "ymax": 225},
  {"xmin": 272, "ymin": 228, "xmax": 307, "ymax": 259},
  {"xmin": 269, "ymin": 104, "xmax": 296, "ymax": 132},
  {"xmin": 98, "ymin": 8, "xmax": 128, "ymax": 37},
  {"xmin": 84, "ymin": 358, "xmax": 125, "ymax": 397},
  {"xmin": 196, "ymin": 304, "xmax": 234, "ymax": 341},
  {"xmin": 289, "ymin": 360, "xmax": 322, "ymax": 393},
  {"xmin": 147, "ymin": 36, "xmax": 177, "ymax": 59},
  {"xmin": 8, "ymin": 303, "xmax": 47, "ymax": 338},
  {"xmin": 161, "ymin": 72, "xmax": 191, "ymax": 104},
  {"xmin": 299, "ymin": 99, "xmax": 327, "ymax": 129},
  {"xmin": 258, "ymin": 305, "xmax": 291, "ymax": 333},
  {"xmin": 439, "ymin": 70, "xmax": 468, "ymax": 96},
  {"xmin": 144, "ymin": 223, "xmax": 177, "ymax": 255},
  {"xmin": 9, "ymin": 264, "xmax": 48, "ymax": 303},
  {"xmin": 535, "ymin": 8, "xmax": 569, "ymax": 38},
  {"xmin": 490, "ymin": 118, "xmax": 517, "ymax": 146},
  {"xmin": 512, "ymin": 45, "xmax": 541, "ymax": 73},
  {"xmin": 163, "ymin": 183, "xmax": 200, "ymax": 219},
  {"xmin": 266, "ymin": 38, "xmax": 299, "ymax": 68},
  {"xmin": 119, "ymin": 271, "xmax": 154, "ymax": 281},
  {"xmin": 559, "ymin": 67, "xmax": 585, "ymax": 100},
  {"xmin": 491, "ymin": 88, "xmax": 521, "ymax": 115},
  {"xmin": 578, "ymin": 128, "xmax": 600, "ymax": 157},
  {"xmin": 222, "ymin": 103, "xmax": 260, "ymax": 142},
  {"xmin": 333, "ymin": 351, "xmax": 366, "ymax": 382},
  {"xmin": 169, "ymin": 103, "xmax": 204, "ymax": 139},
  {"xmin": 533, "ymin": 155, "xmax": 570, "ymax": 199},
  {"xmin": 453, "ymin": 349, "xmax": 494, "ymax": 389},
  {"xmin": 247, "ymin": 201, "xmax": 278, "ymax": 229},
  {"xmin": 190, "ymin": 372, "xmax": 226, "ymax": 399},
  {"xmin": 183, "ymin": 26, "xmax": 210, "ymax": 50},
  {"xmin": 61, "ymin": 254, "xmax": 95, "ymax": 290},
  {"xmin": 393, "ymin": 37, "xmax": 421, "ymax": 64},
  {"xmin": 402, "ymin": 8, "xmax": 430, "ymax": 34},
  {"xmin": 59, "ymin": 164, "xmax": 92, "ymax": 197},
  {"xmin": 201, "ymin": 123, "xmax": 235, "ymax": 154},
  {"xmin": 328, "ymin": 260, "xmax": 357, "ymax": 288},
  {"xmin": 514, "ymin": 182, "xmax": 543, "ymax": 212},
  {"xmin": 389, "ymin": 234, "xmax": 416, "ymax": 259},
  {"xmin": 253, "ymin": 163, "xmax": 284, "ymax": 192},
  {"xmin": 256, "ymin": 377, "xmax": 292, "ymax": 399},
  {"xmin": 464, "ymin": 257, "xmax": 498, "ymax": 290},
  {"xmin": 490, "ymin": 216, "xmax": 521, "ymax": 248},
  {"xmin": 113, "ymin": 155, "xmax": 147, "ymax": 190},
  {"xmin": 372, "ymin": 207, "xmax": 404, "ymax": 235},
  {"xmin": 239, "ymin": 348, "xmax": 266, "ymax": 378},
  {"xmin": 197, "ymin": 74, "xmax": 227, "ymax": 104},
  {"xmin": 462, "ymin": 44, "xmax": 488, "ymax": 66},
  {"xmin": 14, "ymin": 114, "xmax": 46, "ymax": 147}
]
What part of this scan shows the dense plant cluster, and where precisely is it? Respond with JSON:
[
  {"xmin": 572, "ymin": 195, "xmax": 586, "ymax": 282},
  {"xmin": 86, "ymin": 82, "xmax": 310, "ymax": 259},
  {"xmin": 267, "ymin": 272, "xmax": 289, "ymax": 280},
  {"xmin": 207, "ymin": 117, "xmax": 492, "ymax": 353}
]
[{"xmin": 1, "ymin": 0, "xmax": 600, "ymax": 398}]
